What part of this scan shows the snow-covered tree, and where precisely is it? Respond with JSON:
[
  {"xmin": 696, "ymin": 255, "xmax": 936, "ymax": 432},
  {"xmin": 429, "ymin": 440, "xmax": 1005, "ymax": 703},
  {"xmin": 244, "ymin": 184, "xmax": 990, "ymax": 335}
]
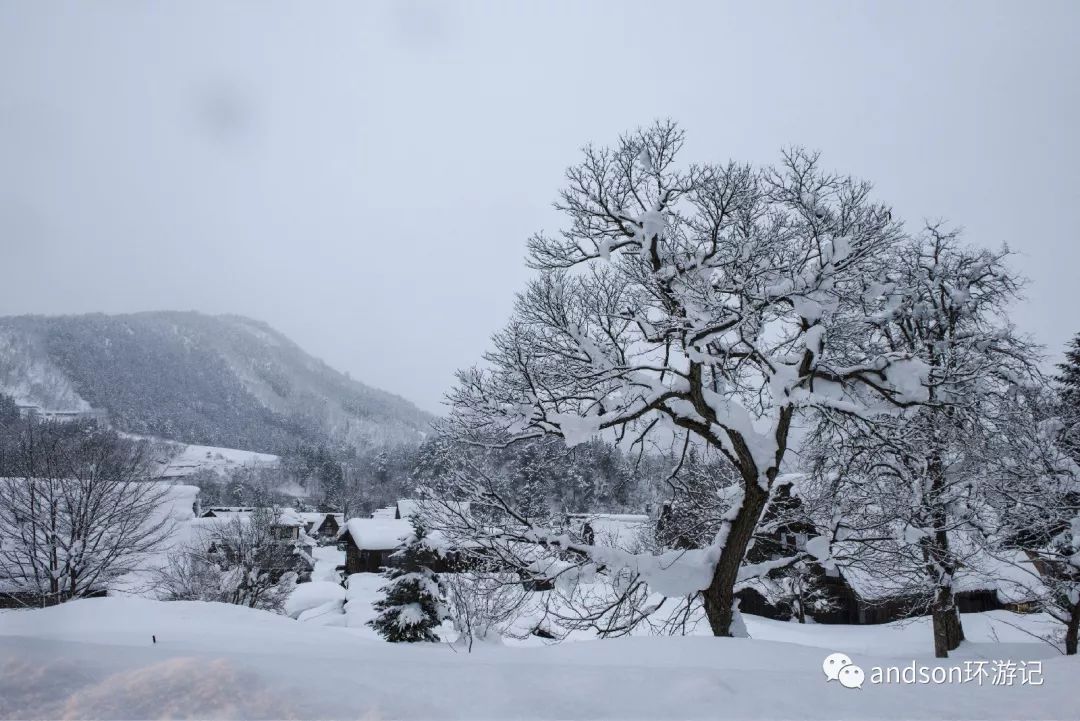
[
  {"xmin": 368, "ymin": 520, "xmax": 449, "ymax": 642},
  {"xmin": 442, "ymin": 122, "xmax": 927, "ymax": 636},
  {"xmin": 0, "ymin": 420, "xmax": 172, "ymax": 606},
  {"xmin": 983, "ymin": 386, "xmax": 1080, "ymax": 654},
  {"xmin": 807, "ymin": 227, "xmax": 1037, "ymax": 657},
  {"xmin": 159, "ymin": 507, "xmax": 300, "ymax": 612}
]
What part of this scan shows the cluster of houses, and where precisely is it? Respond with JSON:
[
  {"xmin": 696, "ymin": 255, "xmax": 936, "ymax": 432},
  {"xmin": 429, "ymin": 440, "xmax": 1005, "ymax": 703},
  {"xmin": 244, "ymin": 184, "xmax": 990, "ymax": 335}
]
[
  {"xmin": 199, "ymin": 506, "xmax": 343, "ymax": 539},
  {"xmin": 192, "ymin": 506, "xmax": 345, "ymax": 582},
  {"xmin": 190, "ymin": 500, "xmax": 443, "ymax": 587},
  {"xmin": 2, "ymin": 478, "xmax": 1045, "ymax": 625}
]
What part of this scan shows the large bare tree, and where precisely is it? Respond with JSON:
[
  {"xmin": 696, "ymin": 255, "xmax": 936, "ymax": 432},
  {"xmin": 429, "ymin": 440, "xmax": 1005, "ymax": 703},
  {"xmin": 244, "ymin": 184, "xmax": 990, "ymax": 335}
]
[
  {"xmin": 0, "ymin": 420, "xmax": 172, "ymax": 606},
  {"xmin": 807, "ymin": 227, "xmax": 1038, "ymax": 657},
  {"xmin": 443, "ymin": 122, "xmax": 927, "ymax": 636}
]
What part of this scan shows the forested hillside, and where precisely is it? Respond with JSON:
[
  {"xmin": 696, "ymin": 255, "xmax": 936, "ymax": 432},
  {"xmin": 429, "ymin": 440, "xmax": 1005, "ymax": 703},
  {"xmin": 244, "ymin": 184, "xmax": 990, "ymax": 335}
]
[{"xmin": 0, "ymin": 312, "xmax": 432, "ymax": 453}]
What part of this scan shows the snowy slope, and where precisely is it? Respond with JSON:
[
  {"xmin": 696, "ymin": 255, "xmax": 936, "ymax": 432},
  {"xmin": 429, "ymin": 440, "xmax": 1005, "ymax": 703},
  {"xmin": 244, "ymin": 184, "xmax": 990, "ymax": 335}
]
[
  {"xmin": 0, "ymin": 597, "xmax": 1073, "ymax": 720},
  {"xmin": 155, "ymin": 442, "xmax": 281, "ymax": 479}
]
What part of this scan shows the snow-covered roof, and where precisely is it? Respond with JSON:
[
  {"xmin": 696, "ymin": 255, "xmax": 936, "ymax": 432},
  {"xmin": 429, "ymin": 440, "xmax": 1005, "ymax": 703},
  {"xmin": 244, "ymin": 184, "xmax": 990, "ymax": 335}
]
[
  {"xmin": 371, "ymin": 506, "xmax": 397, "ymax": 519},
  {"xmin": 953, "ymin": 549, "xmax": 1047, "ymax": 603},
  {"xmin": 298, "ymin": 512, "xmax": 344, "ymax": 527},
  {"xmin": 277, "ymin": 508, "xmax": 305, "ymax": 527},
  {"xmin": 833, "ymin": 546, "xmax": 1047, "ymax": 605},
  {"xmin": 337, "ymin": 518, "xmax": 413, "ymax": 551},
  {"xmin": 833, "ymin": 561, "xmax": 909, "ymax": 602},
  {"xmin": 395, "ymin": 499, "xmax": 471, "ymax": 521},
  {"xmin": 567, "ymin": 513, "xmax": 649, "ymax": 523},
  {"xmin": 196, "ymin": 507, "xmax": 308, "ymax": 528},
  {"xmin": 155, "ymin": 483, "xmax": 200, "ymax": 521},
  {"xmin": 566, "ymin": 513, "xmax": 650, "ymax": 551}
]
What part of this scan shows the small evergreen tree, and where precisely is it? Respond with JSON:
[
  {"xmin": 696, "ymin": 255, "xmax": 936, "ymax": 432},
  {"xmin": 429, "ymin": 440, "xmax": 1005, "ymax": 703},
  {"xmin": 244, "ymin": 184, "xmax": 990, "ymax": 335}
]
[
  {"xmin": 1055, "ymin": 332, "xmax": 1080, "ymax": 459},
  {"xmin": 368, "ymin": 520, "xmax": 448, "ymax": 642},
  {"xmin": 1057, "ymin": 333, "xmax": 1080, "ymax": 402}
]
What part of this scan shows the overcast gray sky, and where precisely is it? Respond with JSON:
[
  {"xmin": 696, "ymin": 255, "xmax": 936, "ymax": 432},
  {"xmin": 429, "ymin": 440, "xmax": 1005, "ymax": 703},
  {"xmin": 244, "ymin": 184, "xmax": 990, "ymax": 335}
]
[{"xmin": 1, "ymin": 1, "xmax": 1077, "ymax": 414}]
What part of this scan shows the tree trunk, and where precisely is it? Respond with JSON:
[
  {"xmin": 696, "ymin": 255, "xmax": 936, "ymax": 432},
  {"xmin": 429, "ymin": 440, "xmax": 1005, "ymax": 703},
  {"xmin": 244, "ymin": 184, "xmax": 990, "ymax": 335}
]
[
  {"xmin": 1066, "ymin": 604, "xmax": 1079, "ymax": 656},
  {"xmin": 931, "ymin": 589, "xmax": 964, "ymax": 658},
  {"xmin": 925, "ymin": 446, "xmax": 964, "ymax": 658},
  {"xmin": 701, "ymin": 484, "xmax": 769, "ymax": 636}
]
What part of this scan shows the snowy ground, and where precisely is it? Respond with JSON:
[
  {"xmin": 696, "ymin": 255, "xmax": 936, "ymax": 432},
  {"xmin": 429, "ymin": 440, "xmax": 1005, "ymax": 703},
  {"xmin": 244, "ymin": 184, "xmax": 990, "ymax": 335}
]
[{"xmin": 0, "ymin": 596, "xmax": 1074, "ymax": 720}]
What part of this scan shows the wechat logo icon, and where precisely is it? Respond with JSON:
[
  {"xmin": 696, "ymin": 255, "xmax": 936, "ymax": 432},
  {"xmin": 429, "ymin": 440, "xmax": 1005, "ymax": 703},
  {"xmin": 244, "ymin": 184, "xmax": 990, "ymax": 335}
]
[{"xmin": 823, "ymin": 652, "xmax": 864, "ymax": 689}]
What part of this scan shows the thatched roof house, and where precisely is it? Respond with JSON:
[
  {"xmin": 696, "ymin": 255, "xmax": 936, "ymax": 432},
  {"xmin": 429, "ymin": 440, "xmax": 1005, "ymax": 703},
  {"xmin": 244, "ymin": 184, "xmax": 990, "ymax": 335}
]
[{"xmin": 298, "ymin": 512, "xmax": 343, "ymax": 539}]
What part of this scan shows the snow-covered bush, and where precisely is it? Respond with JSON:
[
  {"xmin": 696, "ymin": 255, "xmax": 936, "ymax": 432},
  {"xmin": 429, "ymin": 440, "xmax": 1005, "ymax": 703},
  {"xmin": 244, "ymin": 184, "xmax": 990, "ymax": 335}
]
[
  {"xmin": 443, "ymin": 571, "xmax": 534, "ymax": 649},
  {"xmin": 157, "ymin": 547, "xmax": 298, "ymax": 613},
  {"xmin": 157, "ymin": 508, "xmax": 301, "ymax": 613},
  {"xmin": 368, "ymin": 521, "xmax": 449, "ymax": 642}
]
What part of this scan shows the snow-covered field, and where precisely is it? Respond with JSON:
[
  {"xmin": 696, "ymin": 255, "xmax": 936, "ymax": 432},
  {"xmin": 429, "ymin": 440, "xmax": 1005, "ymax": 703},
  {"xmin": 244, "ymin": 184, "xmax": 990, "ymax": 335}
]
[
  {"xmin": 0, "ymin": 596, "xmax": 1074, "ymax": 720},
  {"xmin": 155, "ymin": 443, "xmax": 280, "ymax": 480}
]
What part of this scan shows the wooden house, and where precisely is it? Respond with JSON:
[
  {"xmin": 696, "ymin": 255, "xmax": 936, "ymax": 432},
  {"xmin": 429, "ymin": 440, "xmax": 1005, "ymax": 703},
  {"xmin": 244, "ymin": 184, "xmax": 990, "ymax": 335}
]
[
  {"xmin": 337, "ymin": 516, "xmax": 469, "ymax": 575},
  {"xmin": 200, "ymin": 506, "xmax": 257, "ymax": 518},
  {"xmin": 299, "ymin": 512, "xmax": 343, "ymax": 540},
  {"xmin": 792, "ymin": 547, "xmax": 1044, "ymax": 625},
  {"xmin": 338, "ymin": 518, "xmax": 414, "ymax": 574},
  {"xmin": 316, "ymin": 514, "xmax": 342, "ymax": 538},
  {"xmin": 0, "ymin": 585, "xmax": 107, "ymax": 609},
  {"xmin": 663, "ymin": 479, "xmax": 1043, "ymax": 625}
]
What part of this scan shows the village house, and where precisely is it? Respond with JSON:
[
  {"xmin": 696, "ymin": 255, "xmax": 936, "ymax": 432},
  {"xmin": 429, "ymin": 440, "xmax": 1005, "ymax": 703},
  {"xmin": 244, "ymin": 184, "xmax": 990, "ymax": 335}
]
[
  {"xmin": 564, "ymin": 513, "xmax": 650, "ymax": 551},
  {"xmin": 298, "ymin": 512, "xmax": 343, "ymax": 541},
  {"xmin": 829, "ymin": 547, "xmax": 1044, "ymax": 624},
  {"xmin": 337, "ymin": 500, "xmax": 473, "ymax": 575},
  {"xmin": 200, "ymin": 506, "xmax": 258, "ymax": 518},
  {"xmin": 654, "ymin": 478, "xmax": 1044, "ymax": 626},
  {"xmin": 337, "ymin": 518, "xmax": 415, "ymax": 574},
  {"xmin": 735, "ymin": 535, "xmax": 1044, "ymax": 625},
  {"xmin": 394, "ymin": 499, "xmax": 472, "ymax": 524}
]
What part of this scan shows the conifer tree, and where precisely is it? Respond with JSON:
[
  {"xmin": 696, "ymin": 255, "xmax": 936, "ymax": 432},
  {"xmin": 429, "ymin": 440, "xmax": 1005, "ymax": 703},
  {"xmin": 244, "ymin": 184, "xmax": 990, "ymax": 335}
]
[
  {"xmin": 1055, "ymin": 332, "xmax": 1080, "ymax": 457},
  {"xmin": 368, "ymin": 520, "xmax": 448, "ymax": 642},
  {"xmin": 1057, "ymin": 333, "xmax": 1080, "ymax": 402}
]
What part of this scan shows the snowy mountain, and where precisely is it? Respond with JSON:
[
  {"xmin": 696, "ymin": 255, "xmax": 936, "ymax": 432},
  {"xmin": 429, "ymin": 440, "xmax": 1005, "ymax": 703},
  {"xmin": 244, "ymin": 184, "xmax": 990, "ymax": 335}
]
[{"xmin": 0, "ymin": 312, "xmax": 433, "ymax": 452}]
